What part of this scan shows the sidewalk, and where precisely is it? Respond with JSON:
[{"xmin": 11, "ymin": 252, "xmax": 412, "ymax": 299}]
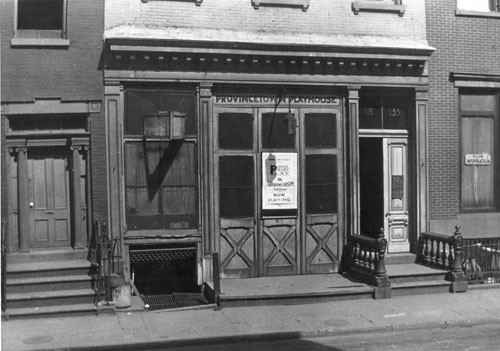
[{"xmin": 2, "ymin": 288, "xmax": 500, "ymax": 351}]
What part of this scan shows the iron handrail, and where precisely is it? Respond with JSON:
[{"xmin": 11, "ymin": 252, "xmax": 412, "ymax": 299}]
[{"xmin": 1, "ymin": 221, "xmax": 7, "ymax": 313}]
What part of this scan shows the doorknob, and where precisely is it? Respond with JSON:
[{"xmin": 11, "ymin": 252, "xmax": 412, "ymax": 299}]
[{"xmin": 29, "ymin": 202, "xmax": 34, "ymax": 208}]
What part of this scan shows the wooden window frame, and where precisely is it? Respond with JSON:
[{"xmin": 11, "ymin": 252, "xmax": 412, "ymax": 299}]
[
  {"xmin": 459, "ymin": 91, "xmax": 499, "ymax": 213},
  {"xmin": 11, "ymin": 0, "xmax": 69, "ymax": 47},
  {"xmin": 252, "ymin": 0, "xmax": 309, "ymax": 11},
  {"xmin": 352, "ymin": 0, "xmax": 406, "ymax": 16}
]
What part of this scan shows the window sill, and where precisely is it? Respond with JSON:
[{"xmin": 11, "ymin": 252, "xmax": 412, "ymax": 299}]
[
  {"xmin": 455, "ymin": 9, "xmax": 500, "ymax": 19},
  {"xmin": 252, "ymin": 0, "xmax": 310, "ymax": 11},
  {"xmin": 141, "ymin": 0, "xmax": 202, "ymax": 5},
  {"xmin": 11, "ymin": 38, "xmax": 70, "ymax": 48},
  {"xmin": 352, "ymin": 1, "xmax": 406, "ymax": 16}
]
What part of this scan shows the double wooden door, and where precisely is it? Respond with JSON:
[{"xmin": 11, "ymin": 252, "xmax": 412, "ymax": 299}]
[{"xmin": 214, "ymin": 107, "xmax": 343, "ymax": 278}]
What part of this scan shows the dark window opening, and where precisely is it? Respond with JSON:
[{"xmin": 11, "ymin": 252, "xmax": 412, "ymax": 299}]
[
  {"xmin": 305, "ymin": 113, "xmax": 337, "ymax": 148},
  {"xmin": 125, "ymin": 89, "xmax": 197, "ymax": 137},
  {"xmin": 359, "ymin": 95, "xmax": 408, "ymax": 130},
  {"xmin": 9, "ymin": 114, "xmax": 88, "ymax": 133},
  {"xmin": 218, "ymin": 113, "xmax": 253, "ymax": 149},
  {"xmin": 306, "ymin": 154, "xmax": 338, "ymax": 214},
  {"xmin": 18, "ymin": 0, "xmax": 64, "ymax": 30},
  {"xmin": 262, "ymin": 112, "xmax": 296, "ymax": 149},
  {"xmin": 219, "ymin": 156, "xmax": 254, "ymax": 218}
]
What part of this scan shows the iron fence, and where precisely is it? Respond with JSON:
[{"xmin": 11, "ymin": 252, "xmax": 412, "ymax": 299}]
[{"xmin": 462, "ymin": 237, "xmax": 500, "ymax": 284}]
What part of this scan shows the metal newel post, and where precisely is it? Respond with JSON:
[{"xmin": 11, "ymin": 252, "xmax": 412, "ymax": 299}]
[{"xmin": 446, "ymin": 225, "xmax": 468, "ymax": 292}]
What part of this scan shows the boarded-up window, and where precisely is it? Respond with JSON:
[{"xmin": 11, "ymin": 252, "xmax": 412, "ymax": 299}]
[
  {"xmin": 125, "ymin": 142, "xmax": 197, "ymax": 230},
  {"xmin": 124, "ymin": 88, "xmax": 198, "ymax": 230},
  {"xmin": 460, "ymin": 92, "xmax": 498, "ymax": 211}
]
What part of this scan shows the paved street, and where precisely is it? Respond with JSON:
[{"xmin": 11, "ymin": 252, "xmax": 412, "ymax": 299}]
[{"xmin": 144, "ymin": 323, "xmax": 500, "ymax": 351}]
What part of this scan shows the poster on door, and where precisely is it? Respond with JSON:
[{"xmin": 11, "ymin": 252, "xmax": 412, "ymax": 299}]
[{"xmin": 262, "ymin": 152, "xmax": 297, "ymax": 211}]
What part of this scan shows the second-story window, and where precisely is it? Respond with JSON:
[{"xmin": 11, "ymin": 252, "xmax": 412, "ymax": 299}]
[
  {"xmin": 457, "ymin": 0, "xmax": 500, "ymax": 12},
  {"xmin": 16, "ymin": 0, "xmax": 67, "ymax": 39}
]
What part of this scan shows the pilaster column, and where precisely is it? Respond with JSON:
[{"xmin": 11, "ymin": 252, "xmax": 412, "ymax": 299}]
[
  {"xmin": 105, "ymin": 83, "xmax": 125, "ymax": 275},
  {"xmin": 70, "ymin": 144, "xmax": 85, "ymax": 249},
  {"xmin": 199, "ymin": 83, "xmax": 214, "ymax": 255},
  {"xmin": 413, "ymin": 88, "xmax": 429, "ymax": 236},
  {"xmin": 347, "ymin": 86, "xmax": 361, "ymax": 236},
  {"xmin": 11, "ymin": 147, "xmax": 30, "ymax": 252}
]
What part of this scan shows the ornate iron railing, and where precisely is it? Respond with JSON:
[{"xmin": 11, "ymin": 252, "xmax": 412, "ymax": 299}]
[
  {"xmin": 348, "ymin": 228, "xmax": 390, "ymax": 295},
  {"xmin": 462, "ymin": 237, "xmax": 500, "ymax": 284},
  {"xmin": 89, "ymin": 220, "xmax": 120, "ymax": 305}
]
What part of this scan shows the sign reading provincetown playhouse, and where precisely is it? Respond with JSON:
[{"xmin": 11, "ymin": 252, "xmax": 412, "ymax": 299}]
[
  {"xmin": 215, "ymin": 94, "xmax": 340, "ymax": 105},
  {"xmin": 262, "ymin": 152, "xmax": 298, "ymax": 211}
]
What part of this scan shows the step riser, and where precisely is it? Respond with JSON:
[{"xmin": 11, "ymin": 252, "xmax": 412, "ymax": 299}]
[
  {"xmin": 4, "ymin": 309, "xmax": 98, "ymax": 320},
  {"xmin": 391, "ymin": 285, "xmax": 450, "ymax": 297},
  {"xmin": 7, "ymin": 295, "xmax": 95, "ymax": 309},
  {"xmin": 7, "ymin": 267, "xmax": 91, "ymax": 280},
  {"xmin": 7, "ymin": 280, "xmax": 92, "ymax": 294},
  {"xmin": 7, "ymin": 251, "xmax": 89, "ymax": 265},
  {"xmin": 219, "ymin": 292, "xmax": 373, "ymax": 308},
  {"xmin": 389, "ymin": 274, "xmax": 448, "ymax": 284}
]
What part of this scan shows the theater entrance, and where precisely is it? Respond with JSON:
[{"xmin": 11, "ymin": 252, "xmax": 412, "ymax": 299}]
[{"xmin": 213, "ymin": 100, "xmax": 344, "ymax": 278}]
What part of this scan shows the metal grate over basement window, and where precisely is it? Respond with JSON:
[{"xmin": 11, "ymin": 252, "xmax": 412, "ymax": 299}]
[{"xmin": 129, "ymin": 246, "xmax": 196, "ymax": 264}]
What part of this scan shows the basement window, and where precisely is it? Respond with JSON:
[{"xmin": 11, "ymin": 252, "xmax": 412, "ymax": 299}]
[{"xmin": 12, "ymin": 0, "xmax": 69, "ymax": 47}]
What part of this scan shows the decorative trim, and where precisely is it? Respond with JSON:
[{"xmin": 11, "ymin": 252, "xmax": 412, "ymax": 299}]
[
  {"xmin": 141, "ymin": 0, "xmax": 203, "ymax": 5},
  {"xmin": 455, "ymin": 9, "xmax": 500, "ymax": 19},
  {"xmin": 107, "ymin": 45, "xmax": 428, "ymax": 79},
  {"xmin": 352, "ymin": 1, "xmax": 406, "ymax": 16},
  {"xmin": 451, "ymin": 72, "xmax": 500, "ymax": 88},
  {"xmin": 2, "ymin": 98, "xmax": 101, "ymax": 115},
  {"xmin": 252, "ymin": 0, "xmax": 309, "ymax": 11}
]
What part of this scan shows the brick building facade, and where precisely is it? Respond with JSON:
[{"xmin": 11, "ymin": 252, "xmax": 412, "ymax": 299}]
[
  {"xmin": 103, "ymin": 0, "xmax": 434, "ymax": 297},
  {"xmin": 426, "ymin": 0, "xmax": 500, "ymax": 236}
]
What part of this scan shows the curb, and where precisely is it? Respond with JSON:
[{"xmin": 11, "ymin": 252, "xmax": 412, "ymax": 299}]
[{"xmin": 35, "ymin": 318, "xmax": 500, "ymax": 351}]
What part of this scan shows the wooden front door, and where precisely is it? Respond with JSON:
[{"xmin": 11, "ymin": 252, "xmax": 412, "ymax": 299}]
[
  {"xmin": 28, "ymin": 147, "xmax": 72, "ymax": 248},
  {"xmin": 215, "ymin": 106, "xmax": 343, "ymax": 278},
  {"xmin": 383, "ymin": 138, "xmax": 410, "ymax": 253}
]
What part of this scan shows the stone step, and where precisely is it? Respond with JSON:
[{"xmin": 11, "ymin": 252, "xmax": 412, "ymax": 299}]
[
  {"xmin": 391, "ymin": 280, "xmax": 451, "ymax": 297},
  {"xmin": 385, "ymin": 253, "xmax": 417, "ymax": 265},
  {"xmin": 6, "ymin": 289, "xmax": 95, "ymax": 309},
  {"xmin": 6, "ymin": 259, "xmax": 92, "ymax": 279},
  {"xmin": 387, "ymin": 263, "xmax": 448, "ymax": 284},
  {"xmin": 6, "ymin": 274, "xmax": 92, "ymax": 294},
  {"xmin": 6, "ymin": 248, "xmax": 89, "ymax": 264},
  {"xmin": 2, "ymin": 303, "xmax": 100, "ymax": 320}
]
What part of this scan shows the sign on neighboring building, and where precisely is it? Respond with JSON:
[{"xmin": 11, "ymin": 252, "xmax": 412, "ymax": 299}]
[
  {"xmin": 262, "ymin": 152, "xmax": 298, "ymax": 211},
  {"xmin": 465, "ymin": 153, "xmax": 491, "ymax": 166}
]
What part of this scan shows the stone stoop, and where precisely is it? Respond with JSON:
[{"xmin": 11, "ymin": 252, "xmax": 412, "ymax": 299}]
[
  {"xmin": 3, "ymin": 249, "xmax": 98, "ymax": 320},
  {"xmin": 385, "ymin": 253, "xmax": 451, "ymax": 297}
]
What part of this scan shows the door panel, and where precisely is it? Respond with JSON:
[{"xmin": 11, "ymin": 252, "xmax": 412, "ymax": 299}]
[
  {"xmin": 305, "ymin": 214, "xmax": 338, "ymax": 273},
  {"xmin": 383, "ymin": 138, "xmax": 409, "ymax": 253},
  {"xmin": 29, "ymin": 148, "xmax": 71, "ymax": 248},
  {"xmin": 261, "ymin": 218, "xmax": 297, "ymax": 276},
  {"xmin": 219, "ymin": 218, "xmax": 256, "ymax": 278}
]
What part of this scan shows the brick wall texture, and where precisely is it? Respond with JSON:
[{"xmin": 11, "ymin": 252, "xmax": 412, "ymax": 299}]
[
  {"xmin": 105, "ymin": 0, "xmax": 427, "ymax": 41},
  {"xmin": 426, "ymin": 0, "xmax": 500, "ymax": 220},
  {"xmin": 1, "ymin": 0, "xmax": 108, "ymax": 225}
]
